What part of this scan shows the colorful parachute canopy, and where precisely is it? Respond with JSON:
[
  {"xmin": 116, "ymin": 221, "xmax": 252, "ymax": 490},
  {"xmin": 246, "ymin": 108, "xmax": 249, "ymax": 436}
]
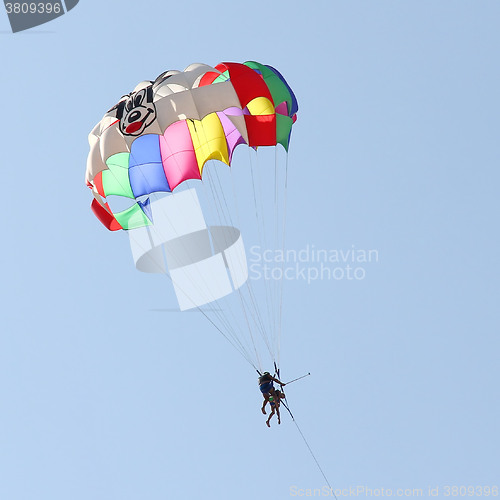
[{"xmin": 85, "ymin": 61, "xmax": 298, "ymax": 231}]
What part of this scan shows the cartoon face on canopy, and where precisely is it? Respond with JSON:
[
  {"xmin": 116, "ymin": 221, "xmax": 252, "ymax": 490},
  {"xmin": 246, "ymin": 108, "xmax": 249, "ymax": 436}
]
[
  {"xmin": 86, "ymin": 61, "xmax": 298, "ymax": 232},
  {"xmin": 113, "ymin": 86, "xmax": 157, "ymax": 136}
]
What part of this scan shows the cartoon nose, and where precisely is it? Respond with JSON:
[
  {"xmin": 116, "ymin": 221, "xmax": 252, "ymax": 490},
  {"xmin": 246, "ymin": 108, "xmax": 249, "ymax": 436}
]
[{"xmin": 128, "ymin": 110, "xmax": 142, "ymax": 123}]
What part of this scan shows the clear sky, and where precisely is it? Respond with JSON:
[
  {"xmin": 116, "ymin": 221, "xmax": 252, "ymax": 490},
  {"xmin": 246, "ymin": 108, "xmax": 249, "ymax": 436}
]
[{"xmin": 1, "ymin": 1, "xmax": 499, "ymax": 499}]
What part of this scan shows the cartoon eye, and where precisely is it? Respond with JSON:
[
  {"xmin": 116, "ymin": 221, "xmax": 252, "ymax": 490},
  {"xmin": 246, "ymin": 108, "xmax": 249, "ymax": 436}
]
[
  {"xmin": 134, "ymin": 90, "xmax": 145, "ymax": 107},
  {"xmin": 127, "ymin": 110, "xmax": 142, "ymax": 123},
  {"xmin": 125, "ymin": 98, "xmax": 134, "ymax": 112}
]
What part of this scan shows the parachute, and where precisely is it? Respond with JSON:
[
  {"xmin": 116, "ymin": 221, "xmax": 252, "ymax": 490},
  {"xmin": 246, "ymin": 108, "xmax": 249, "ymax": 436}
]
[{"xmin": 86, "ymin": 61, "xmax": 298, "ymax": 372}]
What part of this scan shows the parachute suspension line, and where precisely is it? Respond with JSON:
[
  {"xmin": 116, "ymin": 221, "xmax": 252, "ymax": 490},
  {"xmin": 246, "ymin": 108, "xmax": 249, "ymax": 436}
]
[
  {"xmin": 121, "ymin": 224, "xmax": 257, "ymax": 369},
  {"xmin": 202, "ymin": 163, "xmax": 264, "ymax": 371},
  {"xmin": 191, "ymin": 300, "xmax": 259, "ymax": 371},
  {"xmin": 195, "ymin": 178, "xmax": 259, "ymax": 358},
  {"xmin": 132, "ymin": 220, "xmax": 253, "ymax": 364},
  {"xmin": 167, "ymin": 124, "xmax": 256, "ymax": 355},
  {"xmin": 280, "ymin": 397, "xmax": 337, "ymax": 500},
  {"xmin": 248, "ymin": 149, "xmax": 276, "ymax": 363},
  {"xmin": 248, "ymin": 149, "xmax": 270, "ymax": 334},
  {"xmin": 241, "ymin": 275, "xmax": 274, "ymax": 362},
  {"xmin": 208, "ymin": 164, "xmax": 269, "ymax": 372},
  {"xmin": 181, "ymin": 183, "xmax": 260, "ymax": 360},
  {"xmin": 211, "ymin": 164, "xmax": 271, "ymax": 345},
  {"xmin": 272, "ymin": 146, "xmax": 285, "ymax": 366},
  {"xmin": 272, "ymin": 147, "xmax": 279, "ymax": 364},
  {"xmin": 210, "ymin": 163, "xmax": 270, "ymax": 347},
  {"xmin": 225, "ymin": 158, "xmax": 276, "ymax": 366},
  {"xmin": 183, "ymin": 121, "xmax": 266, "ymax": 367},
  {"xmin": 277, "ymin": 153, "xmax": 290, "ymax": 367},
  {"xmin": 136, "ymin": 225, "xmax": 257, "ymax": 368},
  {"xmin": 255, "ymin": 147, "xmax": 284, "ymax": 370},
  {"xmin": 103, "ymin": 155, "xmax": 255, "ymax": 366},
  {"xmin": 144, "ymin": 189, "xmax": 243, "ymax": 349},
  {"xmin": 254, "ymin": 149, "xmax": 276, "ymax": 344},
  {"xmin": 197, "ymin": 171, "xmax": 259, "ymax": 359}
]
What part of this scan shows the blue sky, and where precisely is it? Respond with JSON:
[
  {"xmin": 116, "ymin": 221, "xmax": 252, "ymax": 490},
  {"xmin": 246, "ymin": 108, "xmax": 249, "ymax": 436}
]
[{"xmin": 0, "ymin": 1, "xmax": 499, "ymax": 499}]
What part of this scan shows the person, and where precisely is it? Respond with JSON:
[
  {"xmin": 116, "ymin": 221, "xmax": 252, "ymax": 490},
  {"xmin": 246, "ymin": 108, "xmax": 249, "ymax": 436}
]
[
  {"xmin": 263, "ymin": 388, "xmax": 285, "ymax": 427},
  {"xmin": 259, "ymin": 371, "xmax": 285, "ymax": 416}
]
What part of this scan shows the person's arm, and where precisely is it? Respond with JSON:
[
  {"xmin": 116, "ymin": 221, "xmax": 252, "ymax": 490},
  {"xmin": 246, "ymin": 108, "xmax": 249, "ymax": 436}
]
[{"xmin": 271, "ymin": 376, "xmax": 285, "ymax": 386}]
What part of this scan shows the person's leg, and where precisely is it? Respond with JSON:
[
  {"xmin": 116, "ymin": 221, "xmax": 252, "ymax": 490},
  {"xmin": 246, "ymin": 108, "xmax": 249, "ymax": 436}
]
[
  {"xmin": 266, "ymin": 407, "xmax": 275, "ymax": 427},
  {"xmin": 261, "ymin": 393, "xmax": 269, "ymax": 414}
]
